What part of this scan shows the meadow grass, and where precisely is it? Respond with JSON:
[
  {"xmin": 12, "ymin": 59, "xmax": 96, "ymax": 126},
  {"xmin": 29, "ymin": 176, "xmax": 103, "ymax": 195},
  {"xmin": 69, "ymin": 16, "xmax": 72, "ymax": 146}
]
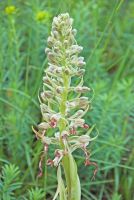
[{"xmin": 0, "ymin": 0, "xmax": 134, "ymax": 199}]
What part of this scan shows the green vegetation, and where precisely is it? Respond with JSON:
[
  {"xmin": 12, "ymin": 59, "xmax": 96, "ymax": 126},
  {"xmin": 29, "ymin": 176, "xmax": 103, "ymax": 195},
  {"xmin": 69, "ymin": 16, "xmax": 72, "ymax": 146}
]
[{"xmin": 0, "ymin": 0, "xmax": 134, "ymax": 199}]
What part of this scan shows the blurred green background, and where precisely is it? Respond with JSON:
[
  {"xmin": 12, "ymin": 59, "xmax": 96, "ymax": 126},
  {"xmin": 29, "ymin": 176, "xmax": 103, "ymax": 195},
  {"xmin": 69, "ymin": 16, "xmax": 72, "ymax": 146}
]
[{"xmin": 0, "ymin": 0, "xmax": 134, "ymax": 199}]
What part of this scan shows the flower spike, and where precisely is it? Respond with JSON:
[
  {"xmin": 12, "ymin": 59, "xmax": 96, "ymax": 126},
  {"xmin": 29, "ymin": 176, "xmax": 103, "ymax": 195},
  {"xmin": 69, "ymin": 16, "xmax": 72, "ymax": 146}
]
[{"xmin": 33, "ymin": 13, "xmax": 98, "ymax": 200}]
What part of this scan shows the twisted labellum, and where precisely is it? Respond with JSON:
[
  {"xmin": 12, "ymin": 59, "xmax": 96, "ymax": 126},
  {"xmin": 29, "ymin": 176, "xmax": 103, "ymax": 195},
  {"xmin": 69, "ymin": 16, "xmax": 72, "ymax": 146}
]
[{"xmin": 33, "ymin": 13, "xmax": 98, "ymax": 200}]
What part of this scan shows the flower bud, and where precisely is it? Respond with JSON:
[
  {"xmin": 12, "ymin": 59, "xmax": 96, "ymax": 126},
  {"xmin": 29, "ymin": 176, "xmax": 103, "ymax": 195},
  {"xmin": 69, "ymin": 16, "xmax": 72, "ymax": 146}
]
[
  {"xmin": 38, "ymin": 122, "xmax": 50, "ymax": 130},
  {"xmin": 63, "ymin": 68, "xmax": 70, "ymax": 75},
  {"xmin": 71, "ymin": 45, "xmax": 83, "ymax": 54},
  {"xmin": 72, "ymin": 29, "xmax": 77, "ymax": 35},
  {"xmin": 47, "ymin": 36, "xmax": 54, "ymax": 46},
  {"xmin": 79, "ymin": 97, "xmax": 89, "ymax": 108},
  {"xmin": 43, "ymin": 76, "xmax": 50, "ymax": 84},
  {"xmin": 61, "ymin": 130, "xmax": 69, "ymax": 138},
  {"xmin": 42, "ymin": 113, "xmax": 51, "ymax": 122},
  {"xmin": 47, "ymin": 65, "xmax": 55, "ymax": 73},
  {"xmin": 45, "ymin": 48, "xmax": 51, "ymax": 54},
  {"xmin": 53, "ymin": 17, "xmax": 59, "ymax": 25},
  {"xmin": 55, "ymin": 68, "xmax": 62, "ymax": 74},
  {"xmin": 77, "ymin": 57, "xmax": 86, "ymax": 67},
  {"xmin": 69, "ymin": 110, "xmax": 84, "ymax": 120},
  {"xmin": 75, "ymin": 86, "xmax": 90, "ymax": 93},
  {"xmin": 66, "ymin": 101, "xmax": 76, "ymax": 108},
  {"xmin": 41, "ymin": 91, "xmax": 53, "ymax": 99},
  {"xmin": 54, "ymin": 46, "xmax": 60, "ymax": 53},
  {"xmin": 64, "ymin": 40, "xmax": 69, "ymax": 47},
  {"xmin": 77, "ymin": 69, "xmax": 85, "ymax": 76},
  {"xmin": 40, "ymin": 104, "xmax": 49, "ymax": 113},
  {"xmin": 80, "ymin": 97, "xmax": 88, "ymax": 101},
  {"xmin": 78, "ymin": 135, "xmax": 90, "ymax": 144},
  {"xmin": 52, "ymin": 30, "xmax": 59, "ymax": 39},
  {"xmin": 55, "ymin": 41, "xmax": 62, "ymax": 47},
  {"xmin": 71, "ymin": 118, "xmax": 85, "ymax": 128},
  {"xmin": 56, "ymin": 86, "xmax": 64, "ymax": 94},
  {"xmin": 78, "ymin": 61, "xmax": 86, "ymax": 67},
  {"xmin": 64, "ymin": 13, "xmax": 69, "ymax": 19},
  {"xmin": 47, "ymin": 52, "xmax": 56, "ymax": 62},
  {"xmin": 42, "ymin": 136, "xmax": 51, "ymax": 145}
]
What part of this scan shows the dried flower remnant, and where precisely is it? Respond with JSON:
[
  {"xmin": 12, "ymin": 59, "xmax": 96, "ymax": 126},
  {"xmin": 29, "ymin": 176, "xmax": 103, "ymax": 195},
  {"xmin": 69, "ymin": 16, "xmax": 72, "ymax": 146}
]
[{"xmin": 33, "ymin": 13, "xmax": 98, "ymax": 200}]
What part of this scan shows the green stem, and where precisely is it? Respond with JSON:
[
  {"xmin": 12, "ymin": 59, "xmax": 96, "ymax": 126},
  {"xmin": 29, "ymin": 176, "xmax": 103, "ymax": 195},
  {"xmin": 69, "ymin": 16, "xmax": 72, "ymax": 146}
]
[
  {"xmin": 58, "ymin": 72, "xmax": 80, "ymax": 200},
  {"xmin": 58, "ymin": 72, "xmax": 71, "ymax": 199}
]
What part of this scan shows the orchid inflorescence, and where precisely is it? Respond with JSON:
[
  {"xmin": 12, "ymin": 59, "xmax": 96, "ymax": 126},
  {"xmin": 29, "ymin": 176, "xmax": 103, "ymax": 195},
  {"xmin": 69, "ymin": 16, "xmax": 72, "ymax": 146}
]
[{"xmin": 33, "ymin": 13, "xmax": 98, "ymax": 200}]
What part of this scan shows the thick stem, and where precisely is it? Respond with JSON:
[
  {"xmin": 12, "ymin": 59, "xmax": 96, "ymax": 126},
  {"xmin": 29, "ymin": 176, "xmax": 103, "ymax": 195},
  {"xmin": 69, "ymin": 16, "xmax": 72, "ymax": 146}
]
[
  {"xmin": 59, "ymin": 73, "xmax": 81, "ymax": 200},
  {"xmin": 59, "ymin": 72, "xmax": 71, "ymax": 199}
]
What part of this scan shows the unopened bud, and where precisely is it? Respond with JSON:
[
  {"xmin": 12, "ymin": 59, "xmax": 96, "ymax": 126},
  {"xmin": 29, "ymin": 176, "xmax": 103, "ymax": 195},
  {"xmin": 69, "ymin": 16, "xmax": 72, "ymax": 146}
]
[
  {"xmin": 54, "ymin": 46, "xmax": 60, "ymax": 53},
  {"xmin": 64, "ymin": 13, "xmax": 69, "ymax": 19},
  {"xmin": 78, "ymin": 61, "xmax": 86, "ymax": 67},
  {"xmin": 38, "ymin": 122, "xmax": 50, "ymax": 130},
  {"xmin": 47, "ymin": 52, "xmax": 55, "ymax": 61},
  {"xmin": 75, "ymin": 86, "xmax": 90, "ymax": 93},
  {"xmin": 70, "ymin": 18, "xmax": 73, "ymax": 25},
  {"xmin": 74, "ymin": 118, "xmax": 85, "ymax": 127},
  {"xmin": 67, "ymin": 101, "xmax": 76, "ymax": 108},
  {"xmin": 64, "ymin": 40, "xmax": 69, "ymax": 47},
  {"xmin": 47, "ymin": 36, "xmax": 54, "ymax": 46},
  {"xmin": 45, "ymin": 48, "xmax": 51, "ymax": 54},
  {"xmin": 42, "ymin": 136, "xmax": 51, "ymax": 145},
  {"xmin": 77, "ymin": 69, "xmax": 85, "ymax": 76},
  {"xmin": 53, "ymin": 17, "xmax": 59, "ymax": 25},
  {"xmin": 55, "ymin": 68, "xmax": 62, "ymax": 74},
  {"xmin": 79, "ymin": 97, "xmax": 89, "ymax": 108},
  {"xmin": 52, "ymin": 30, "xmax": 59, "ymax": 38},
  {"xmin": 64, "ymin": 68, "xmax": 70, "ymax": 75},
  {"xmin": 56, "ymin": 87, "xmax": 64, "ymax": 94},
  {"xmin": 70, "ymin": 110, "xmax": 84, "ymax": 119},
  {"xmin": 72, "ymin": 29, "xmax": 77, "ymax": 35},
  {"xmin": 80, "ymin": 97, "xmax": 88, "ymax": 101},
  {"xmin": 77, "ymin": 57, "xmax": 86, "ymax": 67},
  {"xmin": 41, "ymin": 91, "xmax": 53, "ymax": 99},
  {"xmin": 55, "ymin": 41, "xmax": 62, "ymax": 47},
  {"xmin": 43, "ymin": 76, "xmax": 50, "ymax": 84},
  {"xmin": 79, "ymin": 135, "xmax": 90, "ymax": 143},
  {"xmin": 42, "ymin": 113, "xmax": 51, "ymax": 122},
  {"xmin": 71, "ymin": 45, "xmax": 83, "ymax": 54},
  {"xmin": 78, "ymin": 56, "xmax": 84, "ymax": 61}
]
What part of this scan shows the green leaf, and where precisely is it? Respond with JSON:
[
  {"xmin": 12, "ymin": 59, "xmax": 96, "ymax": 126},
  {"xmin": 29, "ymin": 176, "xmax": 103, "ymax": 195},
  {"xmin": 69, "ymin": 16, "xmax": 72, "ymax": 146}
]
[
  {"xmin": 68, "ymin": 152, "xmax": 81, "ymax": 200},
  {"xmin": 57, "ymin": 165, "xmax": 67, "ymax": 200},
  {"xmin": 28, "ymin": 188, "xmax": 45, "ymax": 200},
  {"xmin": 0, "ymin": 164, "xmax": 22, "ymax": 200}
]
